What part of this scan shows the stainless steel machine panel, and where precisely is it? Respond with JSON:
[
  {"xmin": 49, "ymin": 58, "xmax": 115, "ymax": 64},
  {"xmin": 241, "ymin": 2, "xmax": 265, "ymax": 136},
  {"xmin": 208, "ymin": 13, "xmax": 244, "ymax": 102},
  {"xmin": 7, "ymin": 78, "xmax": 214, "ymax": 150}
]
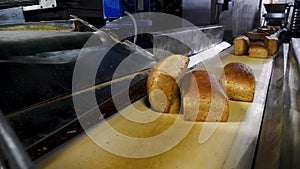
[
  {"xmin": 281, "ymin": 38, "xmax": 300, "ymax": 169},
  {"xmin": 182, "ymin": 0, "xmax": 217, "ymax": 26}
]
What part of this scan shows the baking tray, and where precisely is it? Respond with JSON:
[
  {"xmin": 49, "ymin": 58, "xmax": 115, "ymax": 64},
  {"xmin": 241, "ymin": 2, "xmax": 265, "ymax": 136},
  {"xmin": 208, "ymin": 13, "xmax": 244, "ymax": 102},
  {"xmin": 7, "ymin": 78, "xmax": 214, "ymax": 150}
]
[{"xmin": 35, "ymin": 50, "xmax": 273, "ymax": 169}]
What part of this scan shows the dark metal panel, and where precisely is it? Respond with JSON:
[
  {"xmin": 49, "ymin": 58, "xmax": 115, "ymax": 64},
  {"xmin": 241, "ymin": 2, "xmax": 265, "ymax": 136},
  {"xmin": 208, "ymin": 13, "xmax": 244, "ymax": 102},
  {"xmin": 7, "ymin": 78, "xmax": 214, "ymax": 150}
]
[
  {"xmin": 0, "ymin": 42, "xmax": 156, "ymax": 114},
  {"xmin": 0, "ymin": 30, "xmax": 93, "ymax": 58},
  {"xmin": 56, "ymin": 0, "xmax": 102, "ymax": 11},
  {"xmin": 0, "ymin": 0, "xmax": 38, "ymax": 9},
  {"xmin": 0, "ymin": 7, "xmax": 25, "ymax": 25},
  {"xmin": 0, "ymin": 109, "xmax": 33, "ymax": 169},
  {"xmin": 10, "ymin": 70, "xmax": 149, "ymax": 160},
  {"xmin": 182, "ymin": 0, "xmax": 217, "ymax": 26},
  {"xmin": 255, "ymin": 39, "xmax": 300, "ymax": 169}
]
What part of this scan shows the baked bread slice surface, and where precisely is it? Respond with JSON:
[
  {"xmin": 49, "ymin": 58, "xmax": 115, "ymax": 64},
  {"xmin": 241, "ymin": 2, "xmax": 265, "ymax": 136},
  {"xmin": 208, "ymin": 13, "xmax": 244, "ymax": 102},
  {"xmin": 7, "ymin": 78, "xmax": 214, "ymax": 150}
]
[
  {"xmin": 182, "ymin": 70, "xmax": 229, "ymax": 122},
  {"xmin": 147, "ymin": 54, "xmax": 189, "ymax": 113},
  {"xmin": 221, "ymin": 62, "xmax": 256, "ymax": 102},
  {"xmin": 234, "ymin": 36, "xmax": 249, "ymax": 56},
  {"xmin": 249, "ymin": 42, "xmax": 269, "ymax": 58}
]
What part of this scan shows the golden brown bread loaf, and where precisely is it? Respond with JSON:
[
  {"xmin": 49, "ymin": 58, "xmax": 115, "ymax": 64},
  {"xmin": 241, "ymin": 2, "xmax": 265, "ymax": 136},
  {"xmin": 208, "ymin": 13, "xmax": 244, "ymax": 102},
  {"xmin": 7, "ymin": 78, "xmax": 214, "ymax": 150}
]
[
  {"xmin": 234, "ymin": 36, "xmax": 249, "ymax": 56},
  {"xmin": 264, "ymin": 36, "xmax": 279, "ymax": 56},
  {"xmin": 147, "ymin": 54, "xmax": 190, "ymax": 113},
  {"xmin": 249, "ymin": 42, "xmax": 269, "ymax": 58},
  {"xmin": 221, "ymin": 62, "xmax": 256, "ymax": 102},
  {"xmin": 168, "ymin": 96, "xmax": 181, "ymax": 114},
  {"xmin": 182, "ymin": 70, "xmax": 229, "ymax": 122}
]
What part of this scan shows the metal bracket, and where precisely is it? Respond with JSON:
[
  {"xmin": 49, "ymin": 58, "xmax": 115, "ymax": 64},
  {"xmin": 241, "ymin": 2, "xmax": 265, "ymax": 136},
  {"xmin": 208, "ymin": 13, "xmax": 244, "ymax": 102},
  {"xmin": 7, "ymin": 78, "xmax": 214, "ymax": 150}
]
[
  {"xmin": 22, "ymin": 0, "xmax": 57, "ymax": 11},
  {"xmin": 0, "ymin": 7, "xmax": 25, "ymax": 25}
]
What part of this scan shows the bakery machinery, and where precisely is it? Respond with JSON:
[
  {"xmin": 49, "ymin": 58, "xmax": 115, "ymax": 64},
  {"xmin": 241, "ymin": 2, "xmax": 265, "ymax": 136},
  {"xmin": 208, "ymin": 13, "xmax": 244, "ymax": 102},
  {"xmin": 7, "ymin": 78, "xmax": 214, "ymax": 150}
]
[
  {"xmin": 291, "ymin": 0, "xmax": 300, "ymax": 37},
  {"xmin": 0, "ymin": 1, "xmax": 300, "ymax": 169},
  {"xmin": 0, "ymin": 27, "xmax": 297, "ymax": 169},
  {"xmin": 0, "ymin": 0, "xmax": 104, "ymax": 27},
  {"xmin": 262, "ymin": 3, "xmax": 291, "ymax": 27}
]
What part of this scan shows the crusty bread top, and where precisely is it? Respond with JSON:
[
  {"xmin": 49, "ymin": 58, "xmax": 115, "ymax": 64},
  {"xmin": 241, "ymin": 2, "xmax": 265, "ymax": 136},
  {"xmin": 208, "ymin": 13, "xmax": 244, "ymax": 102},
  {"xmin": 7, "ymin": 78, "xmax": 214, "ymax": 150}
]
[
  {"xmin": 182, "ymin": 70, "xmax": 227, "ymax": 99},
  {"xmin": 223, "ymin": 62, "xmax": 255, "ymax": 87},
  {"xmin": 234, "ymin": 36, "xmax": 249, "ymax": 41},
  {"xmin": 233, "ymin": 36, "xmax": 250, "ymax": 56},
  {"xmin": 250, "ymin": 41, "xmax": 268, "ymax": 48},
  {"xmin": 152, "ymin": 54, "xmax": 190, "ymax": 79},
  {"xmin": 264, "ymin": 35, "xmax": 279, "ymax": 41},
  {"xmin": 147, "ymin": 54, "xmax": 190, "ymax": 94},
  {"xmin": 146, "ymin": 54, "xmax": 190, "ymax": 113}
]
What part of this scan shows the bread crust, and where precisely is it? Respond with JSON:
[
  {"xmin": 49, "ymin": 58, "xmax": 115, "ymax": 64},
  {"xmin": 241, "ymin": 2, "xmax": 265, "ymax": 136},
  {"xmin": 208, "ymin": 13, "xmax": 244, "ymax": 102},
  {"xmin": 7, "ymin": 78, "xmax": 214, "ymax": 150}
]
[
  {"xmin": 264, "ymin": 36, "xmax": 279, "ymax": 56},
  {"xmin": 234, "ymin": 36, "xmax": 249, "ymax": 56},
  {"xmin": 221, "ymin": 62, "xmax": 256, "ymax": 102},
  {"xmin": 249, "ymin": 42, "xmax": 269, "ymax": 58},
  {"xmin": 147, "ymin": 54, "xmax": 189, "ymax": 113},
  {"xmin": 182, "ymin": 70, "xmax": 229, "ymax": 122}
]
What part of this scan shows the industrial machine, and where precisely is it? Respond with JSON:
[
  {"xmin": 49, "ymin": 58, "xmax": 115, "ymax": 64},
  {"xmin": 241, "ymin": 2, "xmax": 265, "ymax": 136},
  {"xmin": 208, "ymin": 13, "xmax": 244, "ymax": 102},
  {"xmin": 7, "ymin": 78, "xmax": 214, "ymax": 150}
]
[{"xmin": 0, "ymin": 1, "xmax": 299, "ymax": 169}]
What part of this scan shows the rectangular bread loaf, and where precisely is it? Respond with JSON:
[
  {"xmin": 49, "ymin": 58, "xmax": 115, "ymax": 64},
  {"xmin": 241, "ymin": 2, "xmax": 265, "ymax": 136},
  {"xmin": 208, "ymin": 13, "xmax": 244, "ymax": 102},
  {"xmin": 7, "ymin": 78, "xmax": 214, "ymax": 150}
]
[
  {"xmin": 249, "ymin": 42, "xmax": 269, "ymax": 59},
  {"xmin": 182, "ymin": 70, "xmax": 229, "ymax": 122},
  {"xmin": 264, "ymin": 36, "xmax": 279, "ymax": 56},
  {"xmin": 234, "ymin": 36, "xmax": 250, "ymax": 56}
]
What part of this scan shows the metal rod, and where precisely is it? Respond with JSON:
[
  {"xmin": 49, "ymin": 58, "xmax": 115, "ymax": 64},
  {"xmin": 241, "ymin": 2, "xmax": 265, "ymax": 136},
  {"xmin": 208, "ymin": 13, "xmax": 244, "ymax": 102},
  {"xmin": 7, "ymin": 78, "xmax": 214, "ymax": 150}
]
[
  {"xmin": 69, "ymin": 14, "xmax": 120, "ymax": 43},
  {"xmin": 70, "ymin": 14, "xmax": 98, "ymax": 31}
]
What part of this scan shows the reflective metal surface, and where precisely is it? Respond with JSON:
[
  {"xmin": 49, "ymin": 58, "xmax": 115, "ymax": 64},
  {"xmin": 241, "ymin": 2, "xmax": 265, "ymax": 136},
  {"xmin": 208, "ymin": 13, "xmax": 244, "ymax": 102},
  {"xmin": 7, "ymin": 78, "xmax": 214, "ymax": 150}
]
[
  {"xmin": 281, "ymin": 38, "xmax": 300, "ymax": 169},
  {"xmin": 0, "ymin": 7, "xmax": 25, "ymax": 25},
  {"xmin": 219, "ymin": 0, "xmax": 261, "ymax": 38},
  {"xmin": 22, "ymin": 0, "xmax": 57, "ymax": 11},
  {"xmin": 253, "ymin": 44, "xmax": 285, "ymax": 169},
  {"xmin": 152, "ymin": 25, "xmax": 225, "ymax": 59},
  {"xmin": 254, "ymin": 39, "xmax": 300, "ymax": 169},
  {"xmin": 182, "ymin": 0, "xmax": 216, "ymax": 25}
]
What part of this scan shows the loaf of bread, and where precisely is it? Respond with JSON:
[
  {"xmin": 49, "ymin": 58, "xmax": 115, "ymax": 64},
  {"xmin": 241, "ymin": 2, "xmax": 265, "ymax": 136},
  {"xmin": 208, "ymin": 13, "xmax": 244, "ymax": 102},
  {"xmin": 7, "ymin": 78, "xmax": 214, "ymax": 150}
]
[
  {"xmin": 182, "ymin": 70, "xmax": 229, "ymax": 122},
  {"xmin": 147, "ymin": 54, "xmax": 190, "ymax": 113},
  {"xmin": 221, "ymin": 62, "xmax": 256, "ymax": 102},
  {"xmin": 249, "ymin": 42, "xmax": 269, "ymax": 58},
  {"xmin": 168, "ymin": 96, "xmax": 181, "ymax": 114},
  {"xmin": 264, "ymin": 36, "xmax": 279, "ymax": 56},
  {"xmin": 234, "ymin": 36, "xmax": 249, "ymax": 55}
]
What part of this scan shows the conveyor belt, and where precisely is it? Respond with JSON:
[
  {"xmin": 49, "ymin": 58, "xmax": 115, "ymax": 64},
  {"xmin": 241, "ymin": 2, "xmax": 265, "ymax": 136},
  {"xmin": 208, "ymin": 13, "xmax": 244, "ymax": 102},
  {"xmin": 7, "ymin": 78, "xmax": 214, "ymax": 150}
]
[{"xmin": 35, "ymin": 47, "xmax": 273, "ymax": 169}]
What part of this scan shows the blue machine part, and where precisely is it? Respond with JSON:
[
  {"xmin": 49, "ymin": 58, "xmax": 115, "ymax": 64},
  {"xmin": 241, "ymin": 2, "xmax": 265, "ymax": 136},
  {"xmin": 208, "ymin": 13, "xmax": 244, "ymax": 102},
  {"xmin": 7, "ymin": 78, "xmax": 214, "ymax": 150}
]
[
  {"xmin": 103, "ymin": 0, "xmax": 150, "ymax": 19},
  {"xmin": 103, "ymin": 0, "xmax": 121, "ymax": 19}
]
